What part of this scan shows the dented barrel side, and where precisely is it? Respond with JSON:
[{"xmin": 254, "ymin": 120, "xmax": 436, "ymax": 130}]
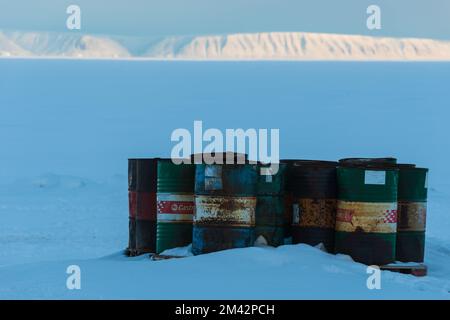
[
  {"xmin": 396, "ymin": 167, "xmax": 428, "ymax": 262},
  {"xmin": 335, "ymin": 166, "xmax": 399, "ymax": 265},
  {"xmin": 193, "ymin": 163, "xmax": 258, "ymax": 255}
]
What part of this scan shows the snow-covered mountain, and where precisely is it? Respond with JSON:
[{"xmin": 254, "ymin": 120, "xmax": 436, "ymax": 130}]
[{"xmin": 2, "ymin": 30, "xmax": 450, "ymax": 60}]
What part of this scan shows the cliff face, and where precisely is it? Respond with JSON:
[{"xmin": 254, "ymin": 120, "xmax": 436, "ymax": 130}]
[{"xmin": 2, "ymin": 30, "xmax": 450, "ymax": 60}]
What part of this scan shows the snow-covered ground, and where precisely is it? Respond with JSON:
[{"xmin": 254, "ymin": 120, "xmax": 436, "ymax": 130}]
[
  {"xmin": 0, "ymin": 60, "xmax": 449, "ymax": 299},
  {"xmin": 2, "ymin": 30, "xmax": 450, "ymax": 60}
]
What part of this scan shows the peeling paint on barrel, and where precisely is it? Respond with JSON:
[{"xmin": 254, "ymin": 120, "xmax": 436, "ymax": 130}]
[
  {"xmin": 192, "ymin": 161, "xmax": 258, "ymax": 255},
  {"xmin": 195, "ymin": 195, "xmax": 256, "ymax": 226},
  {"xmin": 396, "ymin": 166, "xmax": 428, "ymax": 262},
  {"xmin": 335, "ymin": 166, "xmax": 399, "ymax": 265}
]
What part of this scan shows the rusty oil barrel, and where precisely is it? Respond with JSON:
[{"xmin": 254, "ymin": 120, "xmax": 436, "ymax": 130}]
[
  {"xmin": 335, "ymin": 165, "xmax": 399, "ymax": 265},
  {"xmin": 280, "ymin": 159, "xmax": 298, "ymax": 239},
  {"xmin": 255, "ymin": 163, "xmax": 287, "ymax": 247},
  {"xmin": 192, "ymin": 156, "xmax": 258, "ymax": 255},
  {"xmin": 127, "ymin": 159, "xmax": 138, "ymax": 255},
  {"xmin": 396, "ymin": 166, "xmax": 428, "ymax": 262},
  {"xmin": 290, "ymin": 160, "xmax": 338, "ymax": 252},
  {"xmin": 134, "ymin": 159, "xmax": 158, "ymax": 255},
  {"xmin": 156, "ymin": 159, "xmax": 195, "ymax": 254}
]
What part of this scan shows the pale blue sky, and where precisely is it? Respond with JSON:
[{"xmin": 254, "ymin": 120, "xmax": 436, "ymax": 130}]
[{"xmin": 0, "ymin": 0, "xmax": 449, "ymax": 39}]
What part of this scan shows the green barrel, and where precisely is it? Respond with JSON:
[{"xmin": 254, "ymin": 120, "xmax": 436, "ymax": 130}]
[
  {"xmin": 156, "ymin": 159, "xmax": 195, "ymax": 254},
  {"xmin": 335, "ymin": 166, "xmax": 399, "ymax": 265},
  {"xmin": 396, "ymin": 166, "xmax": 428, "ymax": 262},
  {"xmin": 255, "ymin": 163, "xmax": 287, "ymax": 247}
]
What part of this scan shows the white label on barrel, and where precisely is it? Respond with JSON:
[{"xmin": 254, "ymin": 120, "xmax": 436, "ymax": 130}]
[
  {"xmin": 205, "ymin": 165, "xmax": 223, "ymax": 191},
  {"xmin": 265, "ymin": 174, "xmax": 272, "ymax": 183},
  {"xmin": 364, "ymin": 170, "xmax": 386, "ymax": 185},
  {"xmin": 293, "ymin": 203, "xmax": 300, "ymax": 224}
]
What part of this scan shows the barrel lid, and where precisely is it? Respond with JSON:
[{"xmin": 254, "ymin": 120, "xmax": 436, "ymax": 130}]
[
  {"xmin": 338, "ymin": 157, "xmax": 398, "ymax": 170},
  {"xmin": 292, "ymin": 160, "xmax": 338, "ymax": 167},
  {"xmin": 396, "ymin": 163, "xmax": 417, "ymax": 168},
  {"xmin": 339, "ymin": 157, "xmax": 397, "ymax": 166}
]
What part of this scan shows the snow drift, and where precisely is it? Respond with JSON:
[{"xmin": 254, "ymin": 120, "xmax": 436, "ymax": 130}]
[{"xmin": 1, "ymin": 30, "xmax": 450, "ymax": 60}]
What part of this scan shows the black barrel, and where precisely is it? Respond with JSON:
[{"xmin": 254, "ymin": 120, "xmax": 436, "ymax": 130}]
[
  {"xmin": 128, "ymin": 158, "xmax": 158, "ymax": 256},
  {"xmin": 127, "ymin": 159, "xmax": 138, "ymax": 256},
  {"xmin": 290, "ymin": 160, "xmax": 338, "ymax": 252}
]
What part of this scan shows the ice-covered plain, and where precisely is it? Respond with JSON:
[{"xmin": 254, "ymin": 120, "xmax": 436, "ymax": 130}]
[{"xmin": 0, "ymin": 60, "xmax": 449, "ymax": 299}]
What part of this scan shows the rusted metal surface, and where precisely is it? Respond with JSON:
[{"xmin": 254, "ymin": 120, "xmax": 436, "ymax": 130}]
[
  {"xmin": 335, "ymin": 200, "xmax": 397, "ymax": 233},
  {"xmin": 194, "ymin": 195, "xmax": 256, "ymax": 227},
  {"xmin": 292, "ymin": 198, "xmax": 336, "ymax": 252},
  {"xmin": 293, "ymin": 198, "xmax": 336, "ymax": 229},
  {"xmin": 397, "ymin": 201, "xmax": 426, "ymax": 232},
  {"xmin": 193, "ymin": 162, "xmax": 258, "ymax": 255},
  {"xmin": 396, "ymin": 166, "xmax": 428, "ymax": 263},
  {"xmin": 289, "ymin": 160, "xmax": 337, "ymax": 251},
  {"xmin": 128, "ymin": 159, "xmax": 158, "ymax": 256}
]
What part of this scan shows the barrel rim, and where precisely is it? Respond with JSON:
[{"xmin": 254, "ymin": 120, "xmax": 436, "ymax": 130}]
[
  {"xmin": 292, "ymin": 159, "xmax": 338, "ymax": 167},
  {"xmin": 337, "ymin": 165, "xmax": 399, "ymax": 172}
]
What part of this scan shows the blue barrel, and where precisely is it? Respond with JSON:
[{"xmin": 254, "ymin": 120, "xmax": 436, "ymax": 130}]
[
  {"xmin": 255, "ymin": 162, "xmax": 287, "ymax": 247},
  {"xmin": 192, "ymin": 155, "xmax": 258, "ymax": 255}
]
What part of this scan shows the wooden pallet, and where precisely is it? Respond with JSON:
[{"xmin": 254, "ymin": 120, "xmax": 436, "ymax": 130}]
[{"xmin": 379, "ymin": 262, "xmax": 428, "ymax": 277}]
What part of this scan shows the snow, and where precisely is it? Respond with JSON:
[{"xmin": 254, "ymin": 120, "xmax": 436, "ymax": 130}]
[
  {"xmin": 0, "ymin": 59, "xmax": 449, "ymax": 299},
  {"xmin": 2, "ymin": 30, "xmax": 450, "ymax": 60}
]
